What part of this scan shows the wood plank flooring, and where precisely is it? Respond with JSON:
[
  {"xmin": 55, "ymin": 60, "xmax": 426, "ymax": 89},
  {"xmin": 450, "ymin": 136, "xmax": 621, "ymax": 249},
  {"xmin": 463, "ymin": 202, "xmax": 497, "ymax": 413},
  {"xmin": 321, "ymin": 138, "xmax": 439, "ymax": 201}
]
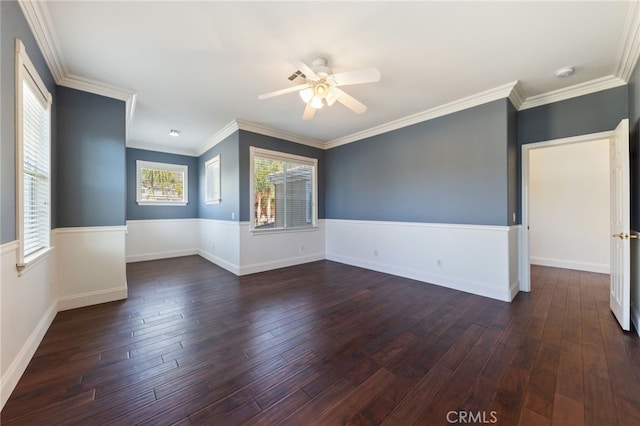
[{"xmin": 2, "ymin": 256, "xmax": 639, "ymax": 425}]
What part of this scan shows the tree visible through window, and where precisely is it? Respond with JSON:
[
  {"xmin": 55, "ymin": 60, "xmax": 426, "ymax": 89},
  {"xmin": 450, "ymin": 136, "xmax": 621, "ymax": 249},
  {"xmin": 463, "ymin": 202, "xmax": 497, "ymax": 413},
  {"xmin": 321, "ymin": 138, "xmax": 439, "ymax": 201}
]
[
  {"xmin": 251, "ymin": 147, "xmax": 316, "ymax": 231},
  {"xmin": 136, "ymin": 160, "xmax": 188, "ymax": 205}
]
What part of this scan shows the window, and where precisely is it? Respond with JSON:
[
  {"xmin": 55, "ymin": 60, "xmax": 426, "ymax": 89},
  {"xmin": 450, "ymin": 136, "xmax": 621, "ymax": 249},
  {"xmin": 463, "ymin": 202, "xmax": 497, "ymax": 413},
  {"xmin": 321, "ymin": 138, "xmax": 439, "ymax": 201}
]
[
  {"xmin": 205, "ymin": 155, "xmax": 221, "ymax": 204},
  {"xmin": 136, "ymin": 160, "xmax": 188, "ymax": 206},
  {"xmin": 250, "ymin": 147, "xmax": 317, "ymax": 232},
  {"xmin": 15, "ymin": 39, "xmax": 52, "ymax": 269}
]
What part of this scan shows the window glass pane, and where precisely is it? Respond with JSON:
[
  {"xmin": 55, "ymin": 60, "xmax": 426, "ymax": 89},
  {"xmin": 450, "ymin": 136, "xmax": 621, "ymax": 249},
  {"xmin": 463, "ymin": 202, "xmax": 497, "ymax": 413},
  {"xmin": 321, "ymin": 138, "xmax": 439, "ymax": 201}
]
[
  {"xmin": 252, "ymin": 149, "xmax": 316, "ymax": 231},
  {"xmin": 136, "ymin": 161, "xmax": 188, "ymax": 205},
  {"xmin": 254, "ymin": 157, "xmax": 281, "ymax": 229},
  {"xmin": 140, "ymin": 168, "xmax": 184, "ymax": 202},
  {"xmin": 205, "ymin": 156, "xmax": 220, "ymax": 204}
]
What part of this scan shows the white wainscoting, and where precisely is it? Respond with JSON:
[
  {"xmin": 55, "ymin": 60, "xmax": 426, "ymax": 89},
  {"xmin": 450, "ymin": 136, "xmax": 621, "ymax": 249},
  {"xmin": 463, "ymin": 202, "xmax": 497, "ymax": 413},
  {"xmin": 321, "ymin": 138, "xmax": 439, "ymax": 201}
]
[
  {"xmin": 238, "ymin": 220, "xmax": 326, "ymax": 275},
  {"xmin": 1, "ymin": 240, "xmax": 57, "ymax": 409},
  {"xmin": 325, "ymin": 219, "xmax": 520, "ymax": 302},
  {"xmin": 198, "ymin": 219, "xmax": 241, "ymax": 274},
  {"xmin": 530, "ymin": 256, "xmax": 610, "ymax": 274},
  {"xmin": 53, "ymin": 227, "xmax": 128, "ymax": 311},
  {"xmin": 126, "ymin": 219, "xmax": 200, "ymax": 263}
]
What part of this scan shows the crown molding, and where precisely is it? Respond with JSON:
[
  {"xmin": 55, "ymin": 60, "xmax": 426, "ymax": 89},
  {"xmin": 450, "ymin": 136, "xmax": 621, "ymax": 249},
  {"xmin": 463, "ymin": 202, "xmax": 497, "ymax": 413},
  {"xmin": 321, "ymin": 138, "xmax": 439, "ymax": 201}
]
[
  {"xmin": 325, "ymin": 81, "xmax": 518, "ymax": 149},
  {"xmin": 236, "ymin": 120, "xmax": 326, "ymax": 149},
  {"xmin": 58, "ymin": 74, "xmax": 135, "ymax": 102},
  {"xmin": 508, "ymin": 81, "xmax": 526, "ymax": 110},
  {"xmin": 19, "ymin": 0, "xmax": 137, "ymax": 141},
  {"xmin": 196, "ymin": 120, "xmax": 240, "ymax": 156},
  {"xmin": 519, "ymin": 75, "xmax": 626, "ymax": 111},
  {"xmin": 17, "ymin": 0, "xmax": 66, "ymax": 81},
  {"xmin": 126, "ymin": 141, "xmax": 197, "ymax": 157},
  {"xmin": 196, "ymin": 119, "xmax": 325, "ymax": 156},
  {"xmin": 615, "ymin": 0, "xmax": 640, "ymax": 82}
]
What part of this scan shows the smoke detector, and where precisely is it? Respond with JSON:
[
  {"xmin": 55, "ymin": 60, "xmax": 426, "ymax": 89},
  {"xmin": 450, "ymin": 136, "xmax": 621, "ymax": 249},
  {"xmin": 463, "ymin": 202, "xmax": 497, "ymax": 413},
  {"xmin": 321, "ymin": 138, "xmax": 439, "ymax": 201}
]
[{"xmin": 555, "ymin": 67, "xmax": 575, "ymax": 78}]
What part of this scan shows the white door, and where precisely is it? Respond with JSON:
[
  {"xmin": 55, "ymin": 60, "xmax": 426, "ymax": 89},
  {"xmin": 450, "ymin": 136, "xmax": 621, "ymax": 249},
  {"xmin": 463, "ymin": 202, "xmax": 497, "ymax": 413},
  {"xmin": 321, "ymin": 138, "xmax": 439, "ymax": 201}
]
[{"xmin": 609, "ymin": 118, "xmax": 631, "ymax": 331}]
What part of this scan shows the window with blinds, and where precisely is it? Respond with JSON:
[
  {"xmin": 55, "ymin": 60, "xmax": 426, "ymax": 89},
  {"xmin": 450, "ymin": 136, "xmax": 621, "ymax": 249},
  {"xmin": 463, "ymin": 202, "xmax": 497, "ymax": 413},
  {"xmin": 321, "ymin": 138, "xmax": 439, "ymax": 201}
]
[
  {"xmin": 22, "ymin": 80, "xmax": 51, "ymax": 257},
  {"xmin": 15, "ymin": 39, "xmax": 52, "ymax": 268},
  {"xmin": 250, "ymin": 147, "xmax": 317, "ymax": 231},
  {"xmin": 136, "ymin": 160, "xmax": 188, "ymax": 206}
]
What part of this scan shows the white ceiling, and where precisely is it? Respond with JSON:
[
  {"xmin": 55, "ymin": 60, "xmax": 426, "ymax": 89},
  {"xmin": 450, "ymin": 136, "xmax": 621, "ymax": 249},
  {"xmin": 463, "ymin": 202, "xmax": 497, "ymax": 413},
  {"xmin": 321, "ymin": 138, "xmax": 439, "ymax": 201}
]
[{"xmin": 24, "ymin": 1, "xmax": 639, "ymax": 154}]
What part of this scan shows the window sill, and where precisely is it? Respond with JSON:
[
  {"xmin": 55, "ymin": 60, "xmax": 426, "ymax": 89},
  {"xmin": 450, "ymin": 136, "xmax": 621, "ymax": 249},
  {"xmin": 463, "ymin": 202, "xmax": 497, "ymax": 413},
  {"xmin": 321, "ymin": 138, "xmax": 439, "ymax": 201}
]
[
  {"xmin": 16, "ymin": 246, "xmax": 54, "ymax": 276},
  {"xmin": 136, "ymin": 201, "xmax": 188, "ymax": 206},
  {"xmin": 250, "ymin": 225, "xmax": 318, "ymax": 236}
]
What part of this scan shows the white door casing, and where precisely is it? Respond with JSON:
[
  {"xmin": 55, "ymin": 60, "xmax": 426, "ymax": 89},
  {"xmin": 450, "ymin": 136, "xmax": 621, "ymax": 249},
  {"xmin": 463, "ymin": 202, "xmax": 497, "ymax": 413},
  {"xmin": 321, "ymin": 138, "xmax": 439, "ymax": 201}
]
[{"xmin": 609, "ymin": 118, "xmax": 631, "ymax": 331}]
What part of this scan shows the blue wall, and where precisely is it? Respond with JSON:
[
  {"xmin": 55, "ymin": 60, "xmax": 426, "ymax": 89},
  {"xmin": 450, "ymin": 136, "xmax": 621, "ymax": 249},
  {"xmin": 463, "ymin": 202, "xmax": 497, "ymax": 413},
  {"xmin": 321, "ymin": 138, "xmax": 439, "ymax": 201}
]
[
  {"xmin": 325, "ymin": 99, "xmax": 513, "ymax": 226},
  {"xmin": 56, "ymin": 87, "xmax": 126, "ymax": 227},
  {"xmin": 518, "ymin": 85, "xmax": 628, "ymax": 145},
  {"xmin": 1, "ymin": 0, "xmax": 57, "ymax": 243},
  {"xmin": 126, "ymin": 148, "xmax": 199, "ymax": 220},
  {"xmin": 199, "ymin": 132, "xmax": 240, "ymax": 221},
  {"xmin": 238, "ymin": 130, "xmax": 326, "ymax": 222}
]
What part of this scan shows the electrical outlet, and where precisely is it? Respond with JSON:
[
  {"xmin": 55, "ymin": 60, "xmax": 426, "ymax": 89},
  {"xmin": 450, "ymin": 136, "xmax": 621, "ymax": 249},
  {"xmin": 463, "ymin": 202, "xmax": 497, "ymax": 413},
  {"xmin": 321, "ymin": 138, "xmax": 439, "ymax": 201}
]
[
  {"xmin": 374, "ymin": 249, "xmax": 379, "ymax": 257},
  {"xmin": 300, "ymin": 244, "xmax": 304, "ymax": 252},
  {"xmin": 437, "ymin": 259, "xmax": 443, "ymax": 267}
]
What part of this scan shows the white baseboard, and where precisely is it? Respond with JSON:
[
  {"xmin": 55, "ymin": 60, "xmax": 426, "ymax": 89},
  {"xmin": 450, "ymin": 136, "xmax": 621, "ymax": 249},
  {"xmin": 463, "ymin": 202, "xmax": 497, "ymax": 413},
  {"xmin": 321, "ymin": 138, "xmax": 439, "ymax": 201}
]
[
  {"xmin": 530, "ymin": 256, "xmax": 610, "ymax": 274},
  {"xmin": 198, "ymin": 249, "xmax": 240, "ymax": 275},
  {"xmin": 325, "ymin": 219, "xmax": 518, "ymax": 302},
  {"xmin": 0, "ymin": 299, "xmax": 57, "ymax": 409},
  {"xmin": 126, "ymin": 248, "xmax": 198, "ymax": 263},
  {"xmin": 326, "ymin": 253, "xmax": 513, "ymax": 302},
  {"xmin": 239, "ymin": 254, "xmax": 325, "ymax": 276},
  {"xmin": 56, "ymin": 284, "xmax": 128, "ymax": 311}
]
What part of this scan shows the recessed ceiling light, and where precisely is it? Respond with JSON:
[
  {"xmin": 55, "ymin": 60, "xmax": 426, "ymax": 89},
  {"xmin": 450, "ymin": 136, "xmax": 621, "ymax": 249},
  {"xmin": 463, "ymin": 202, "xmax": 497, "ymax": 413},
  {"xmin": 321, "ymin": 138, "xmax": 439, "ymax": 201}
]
[
  {"xmin": 555, "ymin": 67, "xmax": 575, "ymax": 78},
  {"xmin": 169, "ymin": 129, "xmax": 180, "ymax": 137}
]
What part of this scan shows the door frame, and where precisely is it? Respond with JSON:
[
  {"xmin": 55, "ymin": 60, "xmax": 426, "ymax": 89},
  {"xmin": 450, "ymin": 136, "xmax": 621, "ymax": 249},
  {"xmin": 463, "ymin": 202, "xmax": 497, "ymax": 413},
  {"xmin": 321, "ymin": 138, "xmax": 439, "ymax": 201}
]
[{"xmin": 520, "ymin": 130, "xmax": 614, "ymax": 292}]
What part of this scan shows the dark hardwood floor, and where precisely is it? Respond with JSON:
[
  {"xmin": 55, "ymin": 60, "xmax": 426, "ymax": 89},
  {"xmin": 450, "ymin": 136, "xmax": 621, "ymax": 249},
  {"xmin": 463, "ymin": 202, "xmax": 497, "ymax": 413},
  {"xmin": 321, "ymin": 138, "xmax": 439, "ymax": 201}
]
[{"xmin": 2, "ymin": 256, "xmax": 639, "ymax": 425}]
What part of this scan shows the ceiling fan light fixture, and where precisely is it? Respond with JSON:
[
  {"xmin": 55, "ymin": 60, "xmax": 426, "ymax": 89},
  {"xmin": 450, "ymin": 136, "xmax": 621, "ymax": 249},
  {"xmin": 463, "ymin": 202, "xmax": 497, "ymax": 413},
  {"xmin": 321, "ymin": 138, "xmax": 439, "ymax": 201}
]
[
  {"xmin": 310, "ymin": 96, "xmax": 324, "ymax": 109},
  {"xmin": 314, "ymin": 82, "xmax": 329, "ymax": 98},
  {"xmin": 299, "ymin": 87, "xmax": 313, "ymax": 103}
]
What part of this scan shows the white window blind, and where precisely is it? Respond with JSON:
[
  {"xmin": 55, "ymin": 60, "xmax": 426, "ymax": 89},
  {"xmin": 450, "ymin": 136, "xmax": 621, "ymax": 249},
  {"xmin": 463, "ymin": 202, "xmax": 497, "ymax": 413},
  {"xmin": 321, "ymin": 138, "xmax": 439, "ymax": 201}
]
[
  {"xmin": 251, "ymin": 147, "xmax": 317, "ymax": 231},
  {"xmin": 15, "ymin": 39, "xmax": 52, "ymax": 269},
  {"xmin": 22, "ymin": 79, "xmax": 51, "ymax": 257}
]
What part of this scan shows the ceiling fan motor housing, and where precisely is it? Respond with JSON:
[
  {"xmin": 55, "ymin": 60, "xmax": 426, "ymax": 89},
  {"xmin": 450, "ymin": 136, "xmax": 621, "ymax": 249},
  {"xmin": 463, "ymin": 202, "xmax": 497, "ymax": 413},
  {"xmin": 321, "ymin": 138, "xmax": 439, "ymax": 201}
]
[{"xmin": 310, "ymin": 57, "xmax": 331, "ymax": 78}]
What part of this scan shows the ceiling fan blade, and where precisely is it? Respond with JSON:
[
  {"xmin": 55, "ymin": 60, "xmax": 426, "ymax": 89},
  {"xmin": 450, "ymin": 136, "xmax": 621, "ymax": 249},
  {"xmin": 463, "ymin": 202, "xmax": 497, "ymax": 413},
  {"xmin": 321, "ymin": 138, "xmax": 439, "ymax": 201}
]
[
  {"xmin": 331, "ymin": 67, "xmax": 380, "ymax": 86},
  {"xmin": 333, "ymin": 87, "xmax": 367, "ymax": 114},
  {"xmin": 258, "ymin": 83, "xmax": 309, "ymax": 100},
  {"xmin": 302, "ymin": 103, "xmax": 316, "ymax": 120},
  {"xmin": 288, "ymin": 58, "xmax": 319, "ymax": 80}
]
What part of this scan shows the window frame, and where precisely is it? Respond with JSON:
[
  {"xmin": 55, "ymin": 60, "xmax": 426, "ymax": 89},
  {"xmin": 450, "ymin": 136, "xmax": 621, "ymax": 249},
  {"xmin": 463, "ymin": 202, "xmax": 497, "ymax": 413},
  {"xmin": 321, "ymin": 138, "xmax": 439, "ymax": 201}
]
[
  {"xmin": 249, "ymin": 146, "xmax": 318, "ymax": 234},
  {"xmin": 15, "ymin": 39, "xmax": 53, "ymax": 272},
  {"xmin": 136, "ymin": 160, "xmax": 189, "ymax": 206},
  {"xmin": 205, "ymin": 154, "xmax": 221, "ymax": 205}
]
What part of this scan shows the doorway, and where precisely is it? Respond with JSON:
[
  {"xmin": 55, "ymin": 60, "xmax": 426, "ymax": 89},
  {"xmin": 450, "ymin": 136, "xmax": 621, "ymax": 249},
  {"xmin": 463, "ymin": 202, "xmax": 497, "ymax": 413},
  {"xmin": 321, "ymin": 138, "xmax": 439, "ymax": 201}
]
[{"xmin": 520, "ymin": 130, "xmax": 615, "ymax": 292}]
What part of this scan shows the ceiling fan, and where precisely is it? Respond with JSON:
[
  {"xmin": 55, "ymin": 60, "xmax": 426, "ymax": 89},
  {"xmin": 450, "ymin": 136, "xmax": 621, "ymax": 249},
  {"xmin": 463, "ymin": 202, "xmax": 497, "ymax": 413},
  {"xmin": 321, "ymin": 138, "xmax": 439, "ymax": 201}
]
[{"xmin": 258, "ymin": 57, "xmax": 381, "ymax": 120}]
